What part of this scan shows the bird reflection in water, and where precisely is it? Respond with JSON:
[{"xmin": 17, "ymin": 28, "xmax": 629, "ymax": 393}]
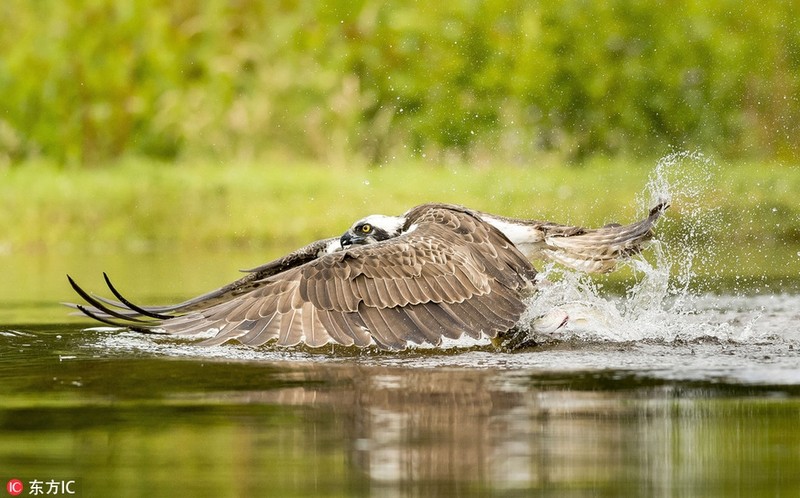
[{"xmin": 233, "ymin": 361, "xmax": 647, "ymax": 494}]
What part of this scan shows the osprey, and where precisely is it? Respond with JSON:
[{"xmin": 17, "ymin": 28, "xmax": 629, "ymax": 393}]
[{"xmin": 67, "ymin": 202, "xmax": 668, "ymax": 350}]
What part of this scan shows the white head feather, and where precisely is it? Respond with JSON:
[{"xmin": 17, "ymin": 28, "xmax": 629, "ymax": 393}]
[{"xmin": 356, "ymin": 214, "xmax": 406, "ymax": 237}]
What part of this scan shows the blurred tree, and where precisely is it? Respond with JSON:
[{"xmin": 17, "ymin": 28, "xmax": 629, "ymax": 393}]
[{"xmin": 0, "ymin": 0, "xmax": 797, "ymax": 166}]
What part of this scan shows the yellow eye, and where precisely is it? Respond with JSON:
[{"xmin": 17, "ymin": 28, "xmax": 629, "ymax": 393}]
[{"xmin": 360, "ymin": 223, "xmax": 372, "ymax": 233}]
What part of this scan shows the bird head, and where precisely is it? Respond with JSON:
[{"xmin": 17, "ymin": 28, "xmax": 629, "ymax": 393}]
[{"xmin": 340, "ymin": 214, "xmax": 405, "ymax": 248}]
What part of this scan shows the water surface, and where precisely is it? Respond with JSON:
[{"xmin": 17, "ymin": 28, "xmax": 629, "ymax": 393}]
[{"xmin": 2, "ymin": 288, "xmax": 799, "ymax": 497}]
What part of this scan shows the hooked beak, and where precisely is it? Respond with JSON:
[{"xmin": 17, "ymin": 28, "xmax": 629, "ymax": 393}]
[{"xmin": 340, "ymin": 231, "xmax": 363, "ymax": 248}]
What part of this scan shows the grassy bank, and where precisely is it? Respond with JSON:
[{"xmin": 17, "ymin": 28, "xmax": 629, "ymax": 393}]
[{"xmin": 2, "ymin": 156, "xmax": 799, "ymax": 293}]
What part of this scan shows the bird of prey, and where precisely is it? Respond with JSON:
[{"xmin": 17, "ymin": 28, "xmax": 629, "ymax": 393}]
[{"xmin": 67, "ymin": 202, "xmax": 668, "ymax": 350}]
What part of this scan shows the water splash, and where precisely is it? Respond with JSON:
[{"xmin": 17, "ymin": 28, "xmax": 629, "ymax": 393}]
[
  {"xmin": 521, "ymin": 152, "xmax": 763, "ymax": 345},
  {"xmin": 638, "ymin": 151, "xmax": 725, "ymax": 295}
]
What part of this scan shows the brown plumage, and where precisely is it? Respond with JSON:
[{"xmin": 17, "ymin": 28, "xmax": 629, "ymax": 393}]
[{"xmin": 66, "ymin": 202, "xmax": 667, "ymax": 350}]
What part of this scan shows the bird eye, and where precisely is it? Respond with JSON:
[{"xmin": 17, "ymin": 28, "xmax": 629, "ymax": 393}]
[{"xmin": 360, "ymin": 223, "xmax": 372, "ymax": 233}]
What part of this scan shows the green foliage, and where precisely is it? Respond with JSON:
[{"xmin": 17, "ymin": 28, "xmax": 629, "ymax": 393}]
[{"xmin": 1, "ymin": 1, "xmax": 799, "ymax": 166}]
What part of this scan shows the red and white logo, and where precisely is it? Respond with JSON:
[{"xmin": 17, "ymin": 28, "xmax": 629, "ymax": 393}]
[{"xmin": 6, "ymin": 479, "xmax": 23, "ymax": 496}]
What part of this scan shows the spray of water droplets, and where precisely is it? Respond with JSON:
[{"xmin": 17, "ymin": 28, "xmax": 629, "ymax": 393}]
[{"xmin": 520, "ymin": 152, "xmax": 764, "ymax": 345}]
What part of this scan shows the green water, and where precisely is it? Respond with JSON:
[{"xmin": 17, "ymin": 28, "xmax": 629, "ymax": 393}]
[
  {"xmin": 3, "ymin": 323, "xmax": 800, "ymax": 497},
  {"xmin": 2, "ymin": 251, "xmax": 800, "ymax": 497}
]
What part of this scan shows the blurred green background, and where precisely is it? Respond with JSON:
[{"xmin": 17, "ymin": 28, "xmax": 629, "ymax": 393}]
[
  {"xmin": 1, "ymin": 0, "xmax": 798, "ymax": 166},
  {"xmin": 0, "ymin": 1, "xmax": 798, "ymax": 296}
]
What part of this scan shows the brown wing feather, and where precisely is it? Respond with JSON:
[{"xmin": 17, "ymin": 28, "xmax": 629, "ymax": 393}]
[
  {"xmin": 65, "ymin": 237, "xmax": 340, "ymax": 324},
  {"xmin": 489, "ymin": 202, "xmax": 669, "ymax": 273},
  {"xmin": 156, "ymin": 205, "xmax": 536, "ymax": 350},
  {"xmin": 538, "ymin": 202, "xmax": 668, "ymax": 273}
]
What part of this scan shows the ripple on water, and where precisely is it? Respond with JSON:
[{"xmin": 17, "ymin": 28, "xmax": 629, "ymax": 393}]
[{"xmin": 81, "ymin": 290, "xmax": 800, "ymax": 386}]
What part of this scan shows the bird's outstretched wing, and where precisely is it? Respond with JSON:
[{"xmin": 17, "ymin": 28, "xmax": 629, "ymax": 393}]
[
  {"xmin": 538, "ymin": 202, "xmax": 668, "ymax": 273},
  {"xmin": 65, "ymin": 236, "xmax": 340, "ymax": 322},
  {"xmin": 67, "ymin": 207, "xmax": 536, "ymax": 350},
  {"xmin": 489, "ymin": 202, "xmax": 669, "ymax": 273}
]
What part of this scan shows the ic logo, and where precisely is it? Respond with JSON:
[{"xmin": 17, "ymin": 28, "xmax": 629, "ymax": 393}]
[{"xmin": 6, "ymin": 479, "xmax": 23, "ymax": 496}]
